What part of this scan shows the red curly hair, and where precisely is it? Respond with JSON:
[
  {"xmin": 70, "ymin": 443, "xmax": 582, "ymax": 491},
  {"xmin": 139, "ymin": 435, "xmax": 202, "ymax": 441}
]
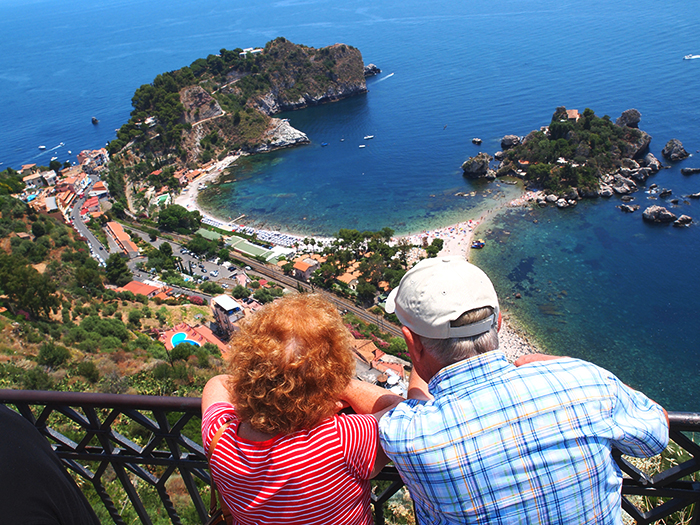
[{"xmin": 226, "ymin": 294, "xmax": 355, "ymax": 434}]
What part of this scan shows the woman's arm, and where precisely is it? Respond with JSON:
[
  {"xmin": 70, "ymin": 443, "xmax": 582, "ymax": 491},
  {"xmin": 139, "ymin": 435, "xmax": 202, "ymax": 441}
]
[
  {"xmin": 202, "ymin": 374, "xmax": 233, "ymax": 415},
  {"xmin": 339, "ymin": 379, "xmax": 404, "ymax": 478}
]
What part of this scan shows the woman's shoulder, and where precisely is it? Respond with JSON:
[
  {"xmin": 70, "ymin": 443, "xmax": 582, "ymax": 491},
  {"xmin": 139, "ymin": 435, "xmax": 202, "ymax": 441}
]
[
  {"xmin": 328, "ymin": 412, "xmax": 378, "ymax": 436},
  {"xmin": 202, "ymin": 402, "xmax": 239, "ymax": 444}
]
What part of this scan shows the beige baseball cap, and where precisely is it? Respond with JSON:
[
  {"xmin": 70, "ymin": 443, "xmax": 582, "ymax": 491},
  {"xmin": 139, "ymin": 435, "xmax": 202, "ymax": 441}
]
[{"xmin": 385, "ymin": 256, "xmax": 499, "ymax": 339}]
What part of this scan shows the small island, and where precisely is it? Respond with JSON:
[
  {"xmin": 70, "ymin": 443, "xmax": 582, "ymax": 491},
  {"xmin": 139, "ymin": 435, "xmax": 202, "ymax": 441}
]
[{"xmin": 461, "ymin": 107, "xmax": 693, "ymax": 226}]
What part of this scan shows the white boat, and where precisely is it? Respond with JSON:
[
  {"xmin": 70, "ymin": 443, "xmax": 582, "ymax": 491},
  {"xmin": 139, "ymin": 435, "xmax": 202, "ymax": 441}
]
[
  {"xmin": 38, "ymin": 145, "xmax": 46, "ymax": 150},
  {"xmin": 684, "ymin": 54, "xmax": 700, "ymax": 60},
  {"xmin": 364, "ymin": 135, "xmax": 374, "ymax": 140},
  {"xmin": 51, "ymin": 156, "xmax": 57, "ymax": 161},
  {"xmin": 359, "ymin": 144, "xmax": 366, "ymax": 148}
]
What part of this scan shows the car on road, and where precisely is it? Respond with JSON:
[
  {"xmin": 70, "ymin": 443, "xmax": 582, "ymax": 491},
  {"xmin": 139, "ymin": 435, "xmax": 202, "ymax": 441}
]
[{"xmin": 210, "ymin": 270, "xmax": 219, "ymax": 277}]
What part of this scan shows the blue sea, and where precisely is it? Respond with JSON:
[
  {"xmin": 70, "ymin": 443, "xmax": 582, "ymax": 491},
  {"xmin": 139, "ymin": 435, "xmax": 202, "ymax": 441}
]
[{"xmin": 2, "ymin": 0, "xmax": 699, "ymax": 409}]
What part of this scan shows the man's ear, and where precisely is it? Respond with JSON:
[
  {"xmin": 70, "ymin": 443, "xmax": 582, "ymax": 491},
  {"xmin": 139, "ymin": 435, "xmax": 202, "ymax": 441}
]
[
  {"xmin": 497, "ymin": 310, "xmax": 502, "ymax": 332},
  {"xmin": 403, "ymin": 326, "xmax": 426, "ymax": 362}
]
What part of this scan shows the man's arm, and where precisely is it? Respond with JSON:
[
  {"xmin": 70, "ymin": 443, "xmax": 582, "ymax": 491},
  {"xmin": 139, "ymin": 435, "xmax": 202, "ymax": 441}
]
[
  {"xmin": 407, "ymin": 369, "xmax": 433, "ymax": 401},
  {"xmin": 338, "ymin": 379, "xmax": 404, "ymax": 478}
]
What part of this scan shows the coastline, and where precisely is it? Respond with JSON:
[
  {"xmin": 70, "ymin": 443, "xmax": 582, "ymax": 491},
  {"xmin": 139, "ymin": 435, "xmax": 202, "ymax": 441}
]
[{"xmin": 175, "ymin": 161, "xmax": 543, "ymax": 361}]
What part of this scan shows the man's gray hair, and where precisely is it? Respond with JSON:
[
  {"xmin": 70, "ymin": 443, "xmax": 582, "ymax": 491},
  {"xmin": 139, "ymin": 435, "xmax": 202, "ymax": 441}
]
[{"xmin": 418, "ymin": 306, "xmax": 499, "ymax": 365}]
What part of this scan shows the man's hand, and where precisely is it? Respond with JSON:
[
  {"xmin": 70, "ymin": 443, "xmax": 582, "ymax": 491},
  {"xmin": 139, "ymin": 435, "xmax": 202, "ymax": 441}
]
[{"xmin": 514, "ymin": 353, "xmax": 565, "ymax": 367}]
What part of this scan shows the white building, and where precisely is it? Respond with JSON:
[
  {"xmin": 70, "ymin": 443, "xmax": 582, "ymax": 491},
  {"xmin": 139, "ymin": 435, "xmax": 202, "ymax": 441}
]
[{"xmin": 211, "ymin": 295, "xmax": 245, "ymax": 338}]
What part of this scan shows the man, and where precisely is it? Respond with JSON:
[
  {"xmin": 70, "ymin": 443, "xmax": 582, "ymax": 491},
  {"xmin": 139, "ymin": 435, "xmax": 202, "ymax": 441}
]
[{"xmin": 379, "ymin": 256, "xmax": 668, "ymax": 524}]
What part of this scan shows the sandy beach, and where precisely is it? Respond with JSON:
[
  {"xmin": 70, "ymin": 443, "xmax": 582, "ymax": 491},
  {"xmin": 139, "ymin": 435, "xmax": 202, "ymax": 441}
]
[{"xmin": 175, "ymin": 164, "xmax": 543, "ymax": 360}]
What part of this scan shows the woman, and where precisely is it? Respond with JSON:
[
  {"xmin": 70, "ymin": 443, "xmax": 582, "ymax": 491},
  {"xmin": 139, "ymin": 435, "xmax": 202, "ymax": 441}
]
[{"xmin": 202, "ymin": 294, "xmax": 402, "ymax": 525}]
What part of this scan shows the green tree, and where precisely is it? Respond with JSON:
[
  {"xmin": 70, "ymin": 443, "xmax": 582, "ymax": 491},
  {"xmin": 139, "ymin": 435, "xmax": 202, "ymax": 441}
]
[
  {"xmin": 0, "ymin": 255, "xmax": 59, "ymax": 319},
  {"xmin": 127, "ymin": 309, "xmax": 142, "ymax": 328},
  {"xmin": 231, "ymin": 285, "xmax": 250, "ymax": 299},
  {"xmin": 171, "ymin": 342, "xmax": 195, "ymax": 362},
  {"xmin": 158, "ymin": 205, "xmax": 201, "ymax": 233},
  {"xmin": 159, "ymin": 242, "xmax": 173, "ymax": 258},
  {"xmin": 31, "ymin": 221, "xmax": 46, "ymax": 238},
  {"xmin": 105, "ymin": 254, "xmax": 133, "ymax": 286},
  {"xmin": 356, "ymin": 279, "xmax": 376, "ymax": 306}
]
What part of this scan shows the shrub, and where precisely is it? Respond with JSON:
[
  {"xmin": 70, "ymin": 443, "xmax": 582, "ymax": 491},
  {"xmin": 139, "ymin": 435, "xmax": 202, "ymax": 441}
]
[
  {"xmin": 23, "ymin": 367, "xmax": 53, "ymax": 390},
  {"xmin": 77, "ymin": 361, "xmax": 99, "ymax": 383},
  {"xmin": 37, "ymin": 341, "xmax": 71, "ymax": 369},
  {"xmin": 188, "ymin": 295, "xmax": 205, "ymax": 306}
]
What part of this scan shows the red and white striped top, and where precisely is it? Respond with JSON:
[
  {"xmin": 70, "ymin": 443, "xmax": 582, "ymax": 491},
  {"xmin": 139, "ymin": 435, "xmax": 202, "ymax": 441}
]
[{"xmin": 202, "ymin": 402, "xmax": 378, "ymax": 525}]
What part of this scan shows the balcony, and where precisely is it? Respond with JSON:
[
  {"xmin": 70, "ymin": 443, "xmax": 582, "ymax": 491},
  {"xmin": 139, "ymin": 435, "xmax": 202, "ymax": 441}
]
[{"xmin": 0, "ymin": 389, "xmax": 698, "ymax": 525}]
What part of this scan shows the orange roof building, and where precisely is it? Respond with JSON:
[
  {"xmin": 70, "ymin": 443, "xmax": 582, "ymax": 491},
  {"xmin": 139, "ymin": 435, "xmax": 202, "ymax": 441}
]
[
  {"xmin": 106, "ymin": 221, "xmax": 139, "ymax": 258},
  {"xmin": 118, "ymin": 281, "xmax": 160, "ymax": 297}
]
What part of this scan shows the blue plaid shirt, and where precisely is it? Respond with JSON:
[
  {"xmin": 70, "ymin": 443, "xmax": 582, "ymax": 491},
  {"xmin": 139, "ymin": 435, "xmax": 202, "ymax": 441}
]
[{"xmin": 379, "ymin": 351, "xmax": 668, "ymax": 524}]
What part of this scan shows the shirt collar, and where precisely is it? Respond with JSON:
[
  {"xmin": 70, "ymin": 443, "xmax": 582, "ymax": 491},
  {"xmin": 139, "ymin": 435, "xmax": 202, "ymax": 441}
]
[{"xmin": 428, "ymin": 350, "xmax": 511, "ymax": 397}]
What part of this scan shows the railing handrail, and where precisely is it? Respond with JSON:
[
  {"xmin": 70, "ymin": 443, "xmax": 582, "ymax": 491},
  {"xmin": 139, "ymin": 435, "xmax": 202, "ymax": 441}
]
[
  {"xmin": 1, "ymin": 389, "xmax": 698, "ymax": 525},
  {"xmin": 0, "ymin": 388, "xmax": 202, "ymax": 411}
]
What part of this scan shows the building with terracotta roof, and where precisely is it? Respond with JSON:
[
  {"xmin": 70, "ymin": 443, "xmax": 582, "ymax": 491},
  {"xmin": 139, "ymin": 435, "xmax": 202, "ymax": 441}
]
[
  {"xmin": 22, "ymin": 172, "xmax": 45, "ymax": 189},
  {"xmin": 566, "ymin": 109, "xmax": 580, "ymax": 122},
  {"xmin": 82, "ymin": 196, "xmax": 100, "ymax": 214},
  {"xmin": 351, "ymin": 339, "xmax": 384, "ymax": 365},
  {"xmin": 118, "ymin": 281, "xmax": 160, "ymax": 298},
  {"xmin": 56, "ymin": 190, "xmax": 77, "ymax": 216},
  {"xmin": 106, "ymin": 221, "xmax": 139, "ymax": 258},
  {"xmin": 89, "ymin": 181, "xmax": 109, "ymax": 198},
  {"xmin": 337, "ymin": 271, "xmax": 359, "ymax": 290},
  {"xmin": 293, "ymin": 257, "xmax": 319, "ymax": 281}
]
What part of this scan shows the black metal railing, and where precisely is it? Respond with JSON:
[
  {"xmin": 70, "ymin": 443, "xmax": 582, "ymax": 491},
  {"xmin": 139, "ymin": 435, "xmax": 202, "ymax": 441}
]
[{"xmin": 0, "ymin": 389, "xmax": 698, "ymax": 525}]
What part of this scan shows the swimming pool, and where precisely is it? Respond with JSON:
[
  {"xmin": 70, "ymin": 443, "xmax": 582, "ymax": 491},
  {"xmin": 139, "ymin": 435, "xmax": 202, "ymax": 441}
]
[{"xmin": 170, "ymin": 332, "xmax": 201, "ymax": 347}]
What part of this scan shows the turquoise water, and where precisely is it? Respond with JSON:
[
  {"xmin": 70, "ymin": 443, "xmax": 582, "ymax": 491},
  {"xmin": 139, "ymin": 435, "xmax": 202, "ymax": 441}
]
[
  {"xmin": 170, "ymin": 332, "xmax": 201, "ymax": 348},
  {"xmin": 2, "ymin": 0, "xmax": 700, "ymax": 409}
]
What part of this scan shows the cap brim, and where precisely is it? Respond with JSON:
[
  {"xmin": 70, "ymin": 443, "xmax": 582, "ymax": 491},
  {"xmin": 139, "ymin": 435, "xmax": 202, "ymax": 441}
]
[{"xmin": 385, "ymin": 287, "xmax": 398, "ymax": 314}]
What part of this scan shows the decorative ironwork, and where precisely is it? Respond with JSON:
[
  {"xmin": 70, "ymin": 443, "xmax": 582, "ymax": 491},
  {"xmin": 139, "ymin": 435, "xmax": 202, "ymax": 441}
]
[
  {"xmin": 0, "ymin": 389, "xmax": 402, "ymax": 525},
  {"xmin": 0, "ymin": 389, "xmax": 698, "ymax": 524}
]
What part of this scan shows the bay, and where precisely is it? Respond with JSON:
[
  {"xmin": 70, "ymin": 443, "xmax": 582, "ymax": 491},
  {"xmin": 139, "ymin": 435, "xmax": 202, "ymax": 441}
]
[{"xmin": 2, "ymin": 0, "xmax": 699, "ymax": 409}]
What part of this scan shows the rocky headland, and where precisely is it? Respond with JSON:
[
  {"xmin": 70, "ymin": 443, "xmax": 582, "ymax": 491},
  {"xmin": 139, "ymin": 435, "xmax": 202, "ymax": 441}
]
[{"xmin": 107, "ymin": 38, "xmax": 372, "ymax": 217}]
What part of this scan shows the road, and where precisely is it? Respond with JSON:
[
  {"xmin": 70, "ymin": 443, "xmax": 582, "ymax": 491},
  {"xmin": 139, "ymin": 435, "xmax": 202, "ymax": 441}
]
[{"xmin": 69, "ymin": 175, "xmax": 110, "ymax": 264}]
